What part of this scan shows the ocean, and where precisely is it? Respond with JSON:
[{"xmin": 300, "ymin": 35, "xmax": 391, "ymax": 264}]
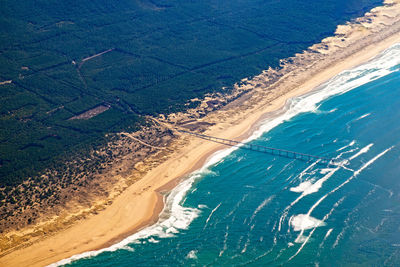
[{"xmin": 55, "ymin": 43, "xmax": 400, "ymax": 266}]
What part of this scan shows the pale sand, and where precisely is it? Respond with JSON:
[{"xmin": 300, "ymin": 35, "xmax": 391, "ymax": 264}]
[{"xmin": 1, "ymin": 2, "xmax": 400, "ymax": 266}]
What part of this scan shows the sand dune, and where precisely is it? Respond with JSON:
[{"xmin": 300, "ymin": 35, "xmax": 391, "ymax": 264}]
[{"xmin": 1, "ymin": 1, "xmax": 400, "ymax": 266}]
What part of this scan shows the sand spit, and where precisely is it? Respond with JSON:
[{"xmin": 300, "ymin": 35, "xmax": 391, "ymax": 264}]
[{"xmin": 1, "ymin": 1, "xmax": 400, "ymax": 266}]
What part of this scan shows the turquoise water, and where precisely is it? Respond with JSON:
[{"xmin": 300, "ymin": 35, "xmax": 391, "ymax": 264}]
[{"xmin": 59, "ymin": 45, "xmax": 400, "ymax": 266}]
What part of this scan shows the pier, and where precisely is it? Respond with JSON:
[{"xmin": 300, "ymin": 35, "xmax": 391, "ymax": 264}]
[{"xmin": 178, "ymin": 129, "xmax": 337, "ymax": 166}]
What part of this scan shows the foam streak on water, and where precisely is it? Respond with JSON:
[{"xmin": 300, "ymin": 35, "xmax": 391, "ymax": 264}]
[
  {"xmin": 249, "ymin": 195, "xmax": 274, "ymax": 223},
  {"xmin": 288, "ymin": 196, "xmax": 346, "ymax": 261},
  {"xmin": 204, "ymin": 203, "xmax": 221, "ymax": 228},
  {"xmin": 349, "ymin": 143, "xmax": 373, "ymax": 160},
  {"xmin": 50, "ymin": 43, "xmax": 400, "ymax": 266},
  {"xmin": 288, "ymin": 146, "xmax": 394, "ymax": 261}
]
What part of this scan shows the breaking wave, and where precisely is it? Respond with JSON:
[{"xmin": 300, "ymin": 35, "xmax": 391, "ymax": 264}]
[{"xmin": 49, "ymin": 43, "xmax": 400, "ymax": 266}]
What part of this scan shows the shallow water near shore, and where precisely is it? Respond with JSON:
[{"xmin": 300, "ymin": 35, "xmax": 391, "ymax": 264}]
[{"xmin": 58, "ymin": 44, "xmax": 400, "ymax": 266}]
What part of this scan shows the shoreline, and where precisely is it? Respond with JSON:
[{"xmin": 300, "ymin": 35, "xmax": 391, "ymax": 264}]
[{"xmin": 1, "ymin": 2, "xmax": 400, "ymax": 266}]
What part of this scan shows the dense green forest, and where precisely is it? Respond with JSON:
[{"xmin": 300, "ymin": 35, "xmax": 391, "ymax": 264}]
[{"xmin": 0, "ymin": 0, "xmax": 382, "ymax": 186}]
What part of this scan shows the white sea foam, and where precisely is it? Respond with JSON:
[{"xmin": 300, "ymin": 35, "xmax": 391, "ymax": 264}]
[
  {"xmin": 204, "ymin": 203, "xmax": 221, "ymax": 229},
  {"xmin": 186, "ymin": 250, "xmax": 198, "ymax": 259},
  {"xmin": 122, "ymin": 245, "xmax": 134, "ymax": 252},
  {"xmin": 226, "ymin": 193, "xmax": 249, "ymax": 219},
  {"xmin": 290, "ymin": 143, "xmax": 373, "ymax": 199},
  {"xmin": 287, "ymin": 161, "xmax": 318, "ymax": 193},
  {"xmin": 333, "ymin": 229, "xmax": 345, "ymax": 248},
  {"xmin": 315, "ymin": 107, "xmax": 337, "ymax": 115},
  {"xmin": 355, "ymin": 113, "xmax": 371, "ymax": 121},
  {"xmin": 290, "ymin": 180, "xmax": 314, "ymax": 193},
  {"xmin": 290, "ymin": 196, "xmax": 345, "ymax": 260},
  {"xmin": 297, "ymin": 161, "xmax": 319, "ymax": 181},
  {"xmin": 219, "ymin": 225, "xmax": 229, "ymax": 257},
  {"xmin": 49, "ymin": 169, "xmax": 207, "ymax": 266},
  {"xmin": 249, "ymin": 195, "xmax": 274, "ymax": 223},
  {"xmin": 261, "ymin": 43, "xmax": 399, "ymax": 237},
  {"xmin": 290, "ymin": 143, "xmax": 373, "ymax": 200},
  {"xmin": 290, "ymin": 214, "xmax": 326, "ymax": 232},
  {"xmin": 291, "ymin": 167, "xmax": 340, "ymax": 197},
  {"xmin": 53, "ymin": 146, "xmax": 234, "ymax": 266},
  {"xmin": 148, "ymin": 237, "xmax": 159, "ymax": 243},
  {"xmin": 324, "ymin": 228, "xmax": 333, "ymax": 240},
  {"xmin": 349, "ymin": 143, "xmax": 373, "ymax": 160},
  {"xmin": 307, "ymin": 147, "xmax": 392, "ymax": 226},
  {"xmin": 241, "ymin": 238, "xmax": 250, "ymax": 253},
  {"xmin": 337, "ymin": 140, "xmax": 355, "ymax": 151},
  {"xmin": 318, "ymin": 228, "xmax": 334, "ymax": 250},
  {"xmin": 51, "ymin": 43, "xmax": 400, "ymax": 266},
  {"xmin": 320, "ymin": 168, "xmax": 333, "ymax": 174},
  {"xmin": 248, "ymin": 43, "xmax": 400, "ymax": 144},
  {"xmin": 288, "ymin": 147, "xmax": 394, "ymax": 260},
  {"xmin": 279, "ymin": 163, "xmax": 339, "ymax": 232},
  {"xmin": 281, "ymin": 44, "xmax": 399, "ymax": 261}
]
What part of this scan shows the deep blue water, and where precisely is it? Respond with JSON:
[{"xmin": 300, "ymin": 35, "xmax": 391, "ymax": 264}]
[{"xmin": 60, "ymin": 45, "xmax": 400, "ymax": 267}]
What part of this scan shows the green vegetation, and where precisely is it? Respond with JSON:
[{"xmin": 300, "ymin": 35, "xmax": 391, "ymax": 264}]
[{"xmin": 0, "ymin": 0, "xmax": 382, "ymax": 186}]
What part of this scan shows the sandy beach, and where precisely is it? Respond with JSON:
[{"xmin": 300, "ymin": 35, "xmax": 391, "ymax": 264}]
[{"xmin": 1, "ymin": 1, "xmax": 400, "ymax": 266}]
